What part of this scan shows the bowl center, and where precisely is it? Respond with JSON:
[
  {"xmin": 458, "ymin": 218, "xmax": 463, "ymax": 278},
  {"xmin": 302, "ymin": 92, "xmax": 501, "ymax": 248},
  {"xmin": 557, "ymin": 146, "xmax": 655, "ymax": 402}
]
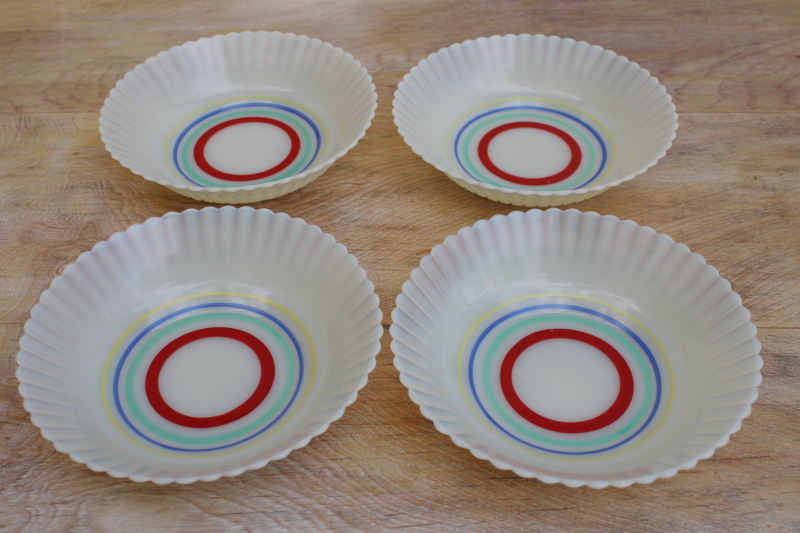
[
  {"xmin": 202, "ymin": 121, "xmax": 293, "ymax": 176},
  {"xmin": 158, "ymin": 336, "xmax": 262, "ymax": 419},
  {"xmin": 448, "ymin": 97, "xmax": 615, "ymax": 190},
  {"xmin": 487, "ymin": 126, "xmax": 573, "ymax": 179},
  {"xmin": 512, "ymin": 338, "xmax": 620, "ymax": 423}
]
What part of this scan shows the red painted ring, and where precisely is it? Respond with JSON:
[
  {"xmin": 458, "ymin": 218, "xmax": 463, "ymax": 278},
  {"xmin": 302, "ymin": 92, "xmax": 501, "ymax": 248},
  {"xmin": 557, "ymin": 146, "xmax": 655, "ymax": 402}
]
[
  {"xmin": 193, "ymin": 117, "xmax": 301, "ymax": 181},
  {"xmin": 145, "ymin": 327, "xmax": 275, "ymax": 429},
  {"xmin": 477, "ymin": 121, "xmax": 582, "ymax": 185},
  {"xmin": 499, "ymin": 328, "xmax": 634, "ymax": 434}
]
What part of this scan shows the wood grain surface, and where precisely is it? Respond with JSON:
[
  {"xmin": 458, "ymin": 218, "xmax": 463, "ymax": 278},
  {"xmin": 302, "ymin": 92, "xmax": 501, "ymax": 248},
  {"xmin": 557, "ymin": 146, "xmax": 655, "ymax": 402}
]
[{"xmin": 1, "ymin": 0, "xmax": 799, "ymax": 531}]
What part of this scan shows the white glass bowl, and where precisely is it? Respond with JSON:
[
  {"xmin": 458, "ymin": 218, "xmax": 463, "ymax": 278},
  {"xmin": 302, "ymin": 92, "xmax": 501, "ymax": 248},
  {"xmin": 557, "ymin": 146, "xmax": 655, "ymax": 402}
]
[
  {"xmin": 100, "ymin": 32, "xmax": 377, "ymax": 204},
  {"xmin": 17, "ymin": 207, "xmax": 382, "ymax": 483},
  {"xmin": 393, "ymin": 35, "xmax": 678, "ymax": 207},
  {"xmin": 390, "ymin": 209, "xmax": 761, "ymax": 487}
]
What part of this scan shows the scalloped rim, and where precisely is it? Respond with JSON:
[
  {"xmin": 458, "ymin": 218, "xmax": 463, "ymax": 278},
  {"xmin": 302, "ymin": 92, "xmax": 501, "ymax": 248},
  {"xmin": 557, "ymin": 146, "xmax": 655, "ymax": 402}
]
[
  {"xmin": 390, "ymin": 208, "xmax": 762, "ymax": 488},
  {"xmin": 17, "ymin": 206, "xmax": 383, "ymax": 484},
  {"xmin": 99, "ymin": 31, "xmax": 378, "ymax": 198},
  {"xmin": 392, "ymin": 35, "xmax": 679, "ymax": 204}
]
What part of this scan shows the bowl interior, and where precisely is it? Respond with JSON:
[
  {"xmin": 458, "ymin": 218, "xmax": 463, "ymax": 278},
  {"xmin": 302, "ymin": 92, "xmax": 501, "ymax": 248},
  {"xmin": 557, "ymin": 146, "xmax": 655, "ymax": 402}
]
[
  {"xmin": 393, "ymin": 35, "xmax": 677, "ymax": 193},
  {"xmin": 100, "ymin": 32, "xmax": 376, "ymax": 190},
  {"xmin": 391, "ymin": 210, "xmax": 760, "ymax": 486},
  {"xmin": 18, "ymin": 207, "xmax": 381, "ymax": 482}
]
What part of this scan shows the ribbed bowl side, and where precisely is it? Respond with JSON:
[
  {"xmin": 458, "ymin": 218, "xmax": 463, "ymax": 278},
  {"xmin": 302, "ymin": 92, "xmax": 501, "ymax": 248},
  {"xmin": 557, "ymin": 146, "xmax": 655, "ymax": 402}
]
[
  {"xmin": 17, "ymin": 206, "xmax": 382, "ymax": 483},
  {"xmin": 393, "ymin": 35, "xmax": 678, "ymax": 206},
  {"xmin": 100, "ymin": 32, "xmax": 377, "ymax": 202},
  {"xmin": 390, "ymin": 209, "xmax": 760, "ymax": 487}
]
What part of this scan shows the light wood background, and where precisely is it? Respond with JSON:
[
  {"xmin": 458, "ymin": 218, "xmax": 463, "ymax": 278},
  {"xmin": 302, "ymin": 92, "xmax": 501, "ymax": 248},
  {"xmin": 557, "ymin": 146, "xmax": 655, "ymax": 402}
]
[{"xmin": 1, "ymin": 0, "xmax": 799, "ymax": 531}]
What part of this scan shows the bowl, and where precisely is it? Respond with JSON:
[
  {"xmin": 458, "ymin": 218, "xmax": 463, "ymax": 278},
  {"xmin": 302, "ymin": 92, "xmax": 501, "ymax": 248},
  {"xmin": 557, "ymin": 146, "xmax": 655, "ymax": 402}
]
[
  {"xmin": 100, "ymin": 32, "xmax": 377, "ymax": 204},
  {"xmin": 392, "ymin": 35, "xmax": 678, "ymax": 207},
  {"xmin": 16, "ymin": 206, "xmax": 382, "ymax": 483},
  {"xmin": 390, "ymin": 209, "xmax": 761, "ymax": 487}
]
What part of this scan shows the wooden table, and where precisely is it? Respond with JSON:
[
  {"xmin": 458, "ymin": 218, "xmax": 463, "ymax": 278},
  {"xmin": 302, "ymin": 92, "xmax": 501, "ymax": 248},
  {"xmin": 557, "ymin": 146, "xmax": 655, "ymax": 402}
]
[{"xmin": 1, "ymin": 0, "xmax": 799, "ymax": 531}]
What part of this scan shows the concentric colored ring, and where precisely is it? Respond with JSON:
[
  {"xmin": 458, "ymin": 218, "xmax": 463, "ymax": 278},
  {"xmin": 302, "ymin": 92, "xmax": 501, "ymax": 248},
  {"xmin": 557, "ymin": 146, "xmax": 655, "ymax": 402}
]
[
  {"xmin": 125, "ymin": 312, "xmax": 296, "ymax": 447},
  {"xmin": 477, "ymin": 122, "xmax": 582, "ymax": 185},
  {"xmin": 144, "ymin": 327, "xmax": 276, "ymax": 429},
  {"xmin": 193, "ymin": 117, "xmax": 301, "ymax": 181},
  {"xmin": 482, "ymin": 314, "xmax": 653, "ymax": 449},
  {"xmin": 463, "ymin": 299, "xmax": 667, "ymax": 456},
  {"xmin": 453, "ymin": 105, "xmax": 610, "ymax": 190},
  {"xmin": 461, "ymin": 113, "xmax": 596, "ymax": 190},
  {"xmin": 107, "ymin": 298, "xmax": 311, "ymax": 454},
  {"xmin": 499, "ymin": 328, "xmax": 634, "ymax": 434},
  {"xmin": 170, "ymin": 101, "xmax": 323, "ymax": 188},
  {"xmin": 179, "ymin": 109, "xmax": 312, "ymax": 187}
]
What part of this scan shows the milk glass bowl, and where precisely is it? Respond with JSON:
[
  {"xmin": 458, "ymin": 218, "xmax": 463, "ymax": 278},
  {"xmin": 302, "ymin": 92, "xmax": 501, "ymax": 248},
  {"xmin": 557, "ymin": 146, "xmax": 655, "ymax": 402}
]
[
  {"xmin": 390, "ymin": 209, "xmax": 761, "ymax": 487},
  {"xmin": 100, "ymin": 32, "xmax": 377, "ymax": 203},
  {"xmin": 393, "ymin": 35, "xmax": 678, "ymax": 206},
  {"xmin": 17, "ymin": 207, "xmax": 382, "ymax": 483}
]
